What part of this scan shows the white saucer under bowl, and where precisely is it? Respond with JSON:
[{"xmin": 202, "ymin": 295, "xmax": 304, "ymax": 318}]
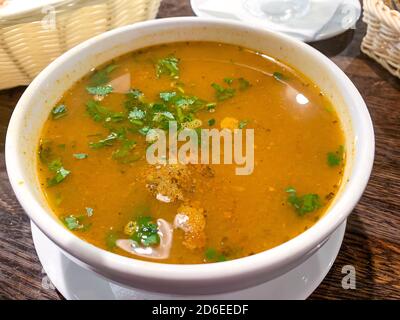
[
  {"xmin": 190, "ymin": 0, "xmax": 361, "ymax": 42},
  {"xmin": 31, "ymin": 220, "xmax": 346, "ymax": 300}
]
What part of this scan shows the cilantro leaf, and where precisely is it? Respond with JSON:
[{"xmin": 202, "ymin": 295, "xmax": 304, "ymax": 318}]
[
  {"xmin": 89, "ymin": 63, "xmax": 118, "ymax": 86},
  {"xmin": 86, "ymin": 85, "xmax": 113, "ymax": 96},
  {"xmin": 224, "ymin": 78, "xmax": 234, "ymax": 85},
  {"xmin": 155, "ymin": 55, "xmax": 180, "ymax": 79},
  {"xmin": 285, "ymin": 187, "xmax": 321, "ymax": 216},
  {"xmin": 62, "ymin": 215, "xmax": 91, "ymax": 231},
  {"xmin": 73, "ymin": 153, "xmax": 88, "ymax": 159},
  {"xmin": 327, "ymin": 145, "xmax": 345, "ymax": 167},
  {"xmin": 89, "ymin": 132, "xmax": 118, "ymax": 149},
  {"xmin": 273, "ymin": 72, "xmax": 286, "ymax": 81},
  {"xmin": 159, "ymin": 91, "xmax": 177, "ymax": 102},
  {"xmin": 112, "ymin": 139, "xmax": 137, "ymax": 162},
  {"xmin": 86, "ymin": 100, "xmax": 125, "ymax": 123},
  {"xmin": 131, "ymin": 216, "xmax": 160, "ymax": 247},
  {"xmin": 51, "ymin": 104, "xmax": 67, "ymax": 120},
  {"xmin": 205, "ymin": 248, "xmax": 227, "ymax": 263},
  {"xmin": 238, "ymin": 120, "xmax": 248, "ymax": 129},
  {"xmin": 238, "ymin": 77, "xmax": 250, "ymax": 90},
  {"xmin": 105, "ymin": 231, "xmax": 117, "ymax": 250},
  {"xmin": 211, "ymin": 83, "xmax": 236, "ymax": 101},
  {"xmin": 128, "ymin": 108, "xmax": 146, "ymax": 121},
  {"xmin": 38, "ymin": 140, "xmax": 53, "ymax": 163},
  {"xmin": 85, "ymin": 207, "xmax": 94, "ymax": 217},
  {"xmin": 47, "ymin": 159, "xmax": 70, "ymax": 187}
]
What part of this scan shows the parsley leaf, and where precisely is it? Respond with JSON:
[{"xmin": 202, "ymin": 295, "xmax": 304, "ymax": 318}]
[
  {"xmin": 238, "ymin": 77, "xmax": 250, "ymax": 90},
  {"xmin": 73, "ymin": 153, "xmax": 88, "ymax": 159},
  {"xmin": 128, "ymin": 108, "xmax": 146, "ymax": 121},
  {"xmin": 155, "ymin": 55, "xmax": 180, "ymax": 79},
  {"xmin": 51, "ymin": 104, "xmax": 67, "ymax": 120},
  {"xmin": 327, "ymin": 145, "xmax": 345, "ymax": 167},
  {"xmin": 47, "ymin": 159, "xmax": 70, "ymax": 187},
  {"xmin": 159, "ymin": 91, "xmax": 177, "ymax": 102},
  {"xmin": 238, "ymin": 120, "xmax": 248, "ymax": 129},
  {"xmin": 208, "ymin": 118, "xmax": 216, "ymax": 126},
  {"xmin": 89, "ymin": 63, "xmax": 118, "ymax": 86},
  {"xmin": 62, "ymin": 215, "xmax": 91, "ymax": 231},
  {"xmin": 112, "ymin": 139, "xmax": 137, "ymax": 162},
  {"xmin": 273, "ymin": 72, "xmax": 286, "ymax": 81},
  {"xmin": 89, "ymin": 132, "xmax": 118, "ymax": 149},
  {"xmin": 131, "ymin": 216, "xmax": 160, "ymax": 247},
  {"xmin": 211, "ymin": 83, "xmax": 236, "ymax": 101},
  {"xmin": 205, "ymin": 248, "xmax": 227, "ymax": 262},
  {"xmin": 224, "ymin": 78, "xmax": 234, "ymax": 85},
  {"xmin": 86, "ymin": 100, "xmax": 125, "ymax": 123},
  {"xmin": 86, "ymin": 85, "xmax": 113, "ymax": 96},
  {"xmin": 285, "ymin": 187, "xmax": 321, "ymax": 216},
  {"xmin": 38, "ymin": 140, "xmax": 53, "ymax": 163},
  {"xmin": 105, "ymin": 231, "xmax": 117, "ymax": 250},
  {"xmin": 85, "ymin": 207, "xmax": 94, "ymax": 217}
]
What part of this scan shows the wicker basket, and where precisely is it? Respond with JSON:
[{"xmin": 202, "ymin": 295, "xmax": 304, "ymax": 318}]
[
  {"xmin": 361, "ymin": 0, "xmax": 400, "ymax": 78},
  {"xmin": 0, "ymin": 0, "xmax": 161, "ymax": 89}
]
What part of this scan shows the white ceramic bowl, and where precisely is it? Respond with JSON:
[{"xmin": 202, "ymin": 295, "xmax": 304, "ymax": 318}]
[{"xmin": 6, "ymin": 17, "xmax": 374, "ymax": 295}]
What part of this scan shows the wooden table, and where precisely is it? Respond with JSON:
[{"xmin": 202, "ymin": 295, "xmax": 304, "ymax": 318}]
[{"xmin": 0, "ymin": 0, "xmax": 399, "ymax": 300}]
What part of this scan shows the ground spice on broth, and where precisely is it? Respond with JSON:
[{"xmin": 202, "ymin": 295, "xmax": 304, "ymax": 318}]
[{"xmin": 37, "ymin": 42, "xmax": 345, "ymax": 264}]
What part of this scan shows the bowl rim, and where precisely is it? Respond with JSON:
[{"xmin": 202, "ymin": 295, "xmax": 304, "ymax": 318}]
[{"xmin": 5, "ymin": 17, "xmax": 375, "ymax": 288}]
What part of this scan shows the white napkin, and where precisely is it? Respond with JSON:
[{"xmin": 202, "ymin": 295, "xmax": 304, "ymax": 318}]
[{"xmin": 197, "ymin": 0, "xmax": 342, "ymax": 42}]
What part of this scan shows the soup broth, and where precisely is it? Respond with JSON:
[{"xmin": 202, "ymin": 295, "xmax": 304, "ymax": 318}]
[{"xmin": 37, "ymin": 42, "xmax": 345, "ymax": 264}]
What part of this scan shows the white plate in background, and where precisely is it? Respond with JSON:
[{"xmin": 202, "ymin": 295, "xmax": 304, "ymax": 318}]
[{"xmin": 190, "ymin": 0, "xmax": 361, "ymax": 42}]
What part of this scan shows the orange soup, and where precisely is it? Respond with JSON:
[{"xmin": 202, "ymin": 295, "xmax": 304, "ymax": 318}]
[{"xmin": 37, "ymin": 42, "xmax": 345, "ymax": 264}]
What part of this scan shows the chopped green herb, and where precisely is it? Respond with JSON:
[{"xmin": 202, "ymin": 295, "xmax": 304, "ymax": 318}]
[
  {"xmin": 238, "ymin": 77, "xmax": 250, "ymax": 90},
  {"xmin": 155, "ymin": 55, "xmax": 180, "ymax": 79},
  {"xmin": 38, "ymin": 140, "xmax": 53, "ymax": 163},
  {"xmin": 138, "ymin": 126, "xmax": 151, "ymax": 136},
  {"xmin": 205, "ymin": 248, "xmax": 227, "ymax": 262},
  {"xmin": 47, "ymin": 159, "xmax": 70, "ymax": 187},
  {"xmin": 285, "ymin": 187, "xmax": 321, "ymax": 216},
  {"xmin": 206, "ymin": 103, "xmax": 217, "ymax": 112},
  {"xmin": 85, "ymin": 207, "xmax": 94, "ymax": 217},
  {"xmin": 105, "ymin": 231, "xmax": 117, "ymax": 250},
  {"xmin": 73, "ymin": 153, "xmax": 88, "ymax": 159},
  {"xmin": 131, "ymin": 216, "xmax": 160, "ymax": 247},
  {"xmin": 224, "ymin": 77, "xmax": 234, "ymax": 85},
  {"xmin": 86, "ymin": 100, "xmax": 125, "ymax": 123},
  {"xmin": 86, "ymin": 85, "xmax": 113, "ymax": 96},
  {"xmin": 55, "ymin": 193, "xmax": 63, "ymax": 206},
  {"xmin": 112, "ymin": 139, "xmax": 137, "ymax": 162},
  {"xmin": 89, "ymin": 63, "xmax": 118, "ymax": 86},
  {"xmin": 63, "ymin": 215, "xmax": 80, "ymax": 230},
  {"xmin": 62, "ymin": 215, "xmax": 90, "ymax": 231},
  {"xmin": 238, "ymin": 120, "xmax": 248, "ymax": 129},
  {"xmin": 211, "ymin": 83, "xmax": 236, "ymax": 101},
  {"xmin": 51, "ymin": 104, "xmax": 67, "ymax": 120},
  {"xmin": 208, "ymin": 118, "xmax": 216, "ymax": 126},
  {"xmin": 273, "ymin": 72, "xmax": 286, "ymax": 81},
  {"xmin": 327, "ymin": 145, "xmax": 345, "ymax": 167},
  {"xmin": 153, "ymin": 110, "xmax": 175, "ymax": 121},
  {"xmin": 128, "ymin": 108, "xmax": 146, "ymax": 121},
  {"xmin": 127, "ymin": 88, "xmax": 144, "ymax": 101},
  {"xmin": 89, "ymin": 132, "xmax": 118, "ymax": 149},
  {"xmin": 159, "ymin": 91, "xmax": 177, "ymax": 102}
]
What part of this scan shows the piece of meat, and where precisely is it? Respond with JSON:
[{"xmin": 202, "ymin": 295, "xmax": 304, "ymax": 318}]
[
  {"xmin": 144, "ymin": 164, "xmax": 214, "ymax": 203},
  {"xmin": 174, "ymin": 202, "xmax": 206, "ymax": 250},
  {"xmin": 144, "ymin": 164, "xmax": 194, "ymax": 203}
]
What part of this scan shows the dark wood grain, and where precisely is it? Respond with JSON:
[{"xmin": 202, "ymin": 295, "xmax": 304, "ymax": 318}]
[{"xmin": 0, "ymin": 0, "xmax": 399, "ymax": 300}]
